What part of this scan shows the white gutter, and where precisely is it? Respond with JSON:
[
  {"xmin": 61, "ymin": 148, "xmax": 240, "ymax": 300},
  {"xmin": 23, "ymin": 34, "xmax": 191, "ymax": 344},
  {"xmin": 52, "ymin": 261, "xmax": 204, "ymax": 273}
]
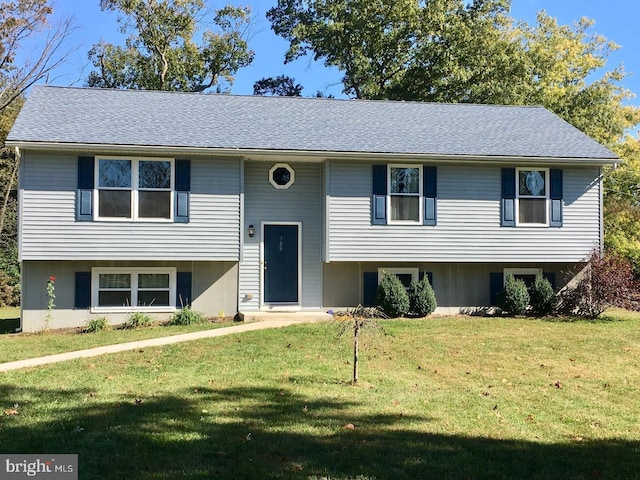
[{"xmin": 5, "ymin": 140, "xmax": 621, "ymax": 166}]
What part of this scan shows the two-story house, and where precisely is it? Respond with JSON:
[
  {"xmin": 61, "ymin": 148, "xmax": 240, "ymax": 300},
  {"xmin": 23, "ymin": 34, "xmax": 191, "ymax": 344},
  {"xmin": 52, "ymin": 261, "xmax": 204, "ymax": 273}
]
[{"xmin": 7, "ymin": 86, "xmax": 618, "ymax": 331}]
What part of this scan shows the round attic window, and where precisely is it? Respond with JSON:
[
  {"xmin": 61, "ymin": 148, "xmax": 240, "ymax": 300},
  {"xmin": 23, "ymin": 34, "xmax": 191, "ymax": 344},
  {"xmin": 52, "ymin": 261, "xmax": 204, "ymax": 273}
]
[{"xmin": 269, "ymin": 163, "xmax": 295, "ymax": 189}]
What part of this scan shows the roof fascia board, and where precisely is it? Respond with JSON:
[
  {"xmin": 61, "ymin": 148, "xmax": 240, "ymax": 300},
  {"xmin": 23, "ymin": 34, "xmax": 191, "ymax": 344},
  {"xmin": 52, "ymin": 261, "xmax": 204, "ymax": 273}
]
[{"xmin": 6, "ymin": 141, "xmax": 620, "ymax": 166}]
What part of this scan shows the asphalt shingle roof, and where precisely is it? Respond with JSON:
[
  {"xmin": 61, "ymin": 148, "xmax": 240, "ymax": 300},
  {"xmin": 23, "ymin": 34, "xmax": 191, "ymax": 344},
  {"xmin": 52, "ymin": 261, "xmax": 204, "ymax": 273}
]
[{"xmin": 7, "ymin": 85, "xmax": 618, "ymax": 161}]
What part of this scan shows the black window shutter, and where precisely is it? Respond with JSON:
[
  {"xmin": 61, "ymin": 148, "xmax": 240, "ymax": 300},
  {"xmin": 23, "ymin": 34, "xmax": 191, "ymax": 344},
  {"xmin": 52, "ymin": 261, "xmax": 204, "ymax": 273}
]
[
  {"xmin": 489, "ymin": 272, "xmax": 503, "ymax": 306},
  {"xmin": 371, "ymin": 165, "xmax": 387, "ymax": 225},
  {"xmin": 75, "ymin": 272, "xmax": 91, "ymax": 309},
  {"xmin": 543, "ymin": 272, "xmax": 556, "ymax": 290},
  {"xmin": 77, "ymin": 157, "xmax": 94, "ymax": 221},
  {"xmin": 549, "ymin": 169, "xmax": 563, "ymax": 227},
  {"xmin": 501, "ymin": 168, "xmax": 516, "ymax": 227},
  {"xmin": 176, "ymin": 272, "xmax": 192, "ymax": 307},
  {"xmin": 423, "ymin": 166, "xmax": 437, "ymax": 226},
  {"xmin": 363, "ymin": 272, "xmax": 378, "ymax": 306},
  {"xmin": 175, "ymin": 159, "xmax": 191, "ymax": 223},
  {"xmin": 418, "ymin": 271, "xmax": 434, "ymax": 287}
]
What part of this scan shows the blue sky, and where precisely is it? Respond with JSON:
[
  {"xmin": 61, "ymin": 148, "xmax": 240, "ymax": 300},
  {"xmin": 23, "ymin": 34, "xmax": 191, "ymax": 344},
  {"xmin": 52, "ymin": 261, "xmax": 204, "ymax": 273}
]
[{"xmin": 47, "ymin": 0, "xmax": 640, "ymax": 104}]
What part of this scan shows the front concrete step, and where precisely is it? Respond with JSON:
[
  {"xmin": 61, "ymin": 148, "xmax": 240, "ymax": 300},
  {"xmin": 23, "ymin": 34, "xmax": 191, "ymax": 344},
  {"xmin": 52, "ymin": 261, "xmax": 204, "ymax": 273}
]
[{"xmin": 238, "ymin": 311, "xmax": 333, "ymax": 323}]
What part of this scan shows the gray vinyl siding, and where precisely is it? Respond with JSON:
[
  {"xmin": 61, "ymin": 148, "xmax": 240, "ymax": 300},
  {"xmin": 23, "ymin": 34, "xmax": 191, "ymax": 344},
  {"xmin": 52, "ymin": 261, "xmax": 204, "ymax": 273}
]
[
  {"xmin": 20, "ymin": 152, "xmax": 241, "ymax": 260},
  {"xmin": 239, "ymin": 161, "xmax": 323, "ymax": 310},
  {"xmin": 327, "ymin": 161, "xmax": 601, "ymax": 262}
]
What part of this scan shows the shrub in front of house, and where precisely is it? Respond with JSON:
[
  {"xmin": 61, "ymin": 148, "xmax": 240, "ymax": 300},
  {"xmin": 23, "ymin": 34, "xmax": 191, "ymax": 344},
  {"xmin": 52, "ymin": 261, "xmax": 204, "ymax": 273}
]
[
  {"xmin": 529, "ymin": 275, "xmax": 556, "ymax": 315},
  {"xmin": 559, "ymin": 250, "xmax": 639, "ymax": 318},
  {"xmin": 498, "ymin": 274, "xmax": 529, "ymax": 315},
  {"xmin": 409, "ymin": 276, "xmax": 437, "ymax": 317},
  {"xmin": 84, "ymin": 317, "xmax": 110, "ymax": 333},
  {"xmin": 376, "ymin": 272, "xmax": 410, "ymax": 318},
  {"xmin": 168, "ymin": 306, "xmax": 207, "ymax": 325},
  {"xmin": 124, "ymin": 312, "xmax": 153, "ymax": 329}
]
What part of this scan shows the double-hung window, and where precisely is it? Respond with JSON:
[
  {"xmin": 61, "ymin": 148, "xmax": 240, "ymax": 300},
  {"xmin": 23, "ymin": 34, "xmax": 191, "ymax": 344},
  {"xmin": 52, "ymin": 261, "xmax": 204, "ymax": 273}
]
[
  {"xmin": 516, "ymin": 168, "xmax": 548, "ymax": 225},
  {"xmin": 97, "ymin": 157, "xmax": 173, "ymax": 220},
  {"xmin": 93, "ymin": 268, "xmax": 176, "ymax": 311},
  {"xmin": 389, "ymin": 165, "xmax": 422, "ymax": 223}
]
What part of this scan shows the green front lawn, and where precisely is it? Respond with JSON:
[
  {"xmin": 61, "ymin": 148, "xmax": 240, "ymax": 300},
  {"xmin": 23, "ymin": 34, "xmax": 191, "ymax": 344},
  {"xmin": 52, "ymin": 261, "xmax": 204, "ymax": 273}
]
[
  {"xmin": 0, "ymin": 315, "xmax": 639, "ymax": 479},
  {"xmin": 0, "ymin": 319, "xmax": 235, "ymax": 363}
]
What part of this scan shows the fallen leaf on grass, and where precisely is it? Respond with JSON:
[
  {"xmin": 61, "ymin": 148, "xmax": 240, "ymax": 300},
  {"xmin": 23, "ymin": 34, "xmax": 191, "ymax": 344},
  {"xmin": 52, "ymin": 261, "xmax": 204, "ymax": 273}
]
[
  {"xmin": 4, "ymin": 405, "xmax": 19, "ymax": 416},
  {"xmin": 343, "ymin": 423, "xmax": 355, "ymax": 430}
]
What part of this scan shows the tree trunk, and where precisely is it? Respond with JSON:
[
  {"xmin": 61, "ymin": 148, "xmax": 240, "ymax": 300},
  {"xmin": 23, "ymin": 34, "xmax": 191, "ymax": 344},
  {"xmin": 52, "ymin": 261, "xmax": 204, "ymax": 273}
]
[
  {"xmin": 0, "ymin": 150, "xmax": 19, "ymax": 240},
  {"xmin": 353, "ymin": 319, "xmax": 359, "ymax": 384}
]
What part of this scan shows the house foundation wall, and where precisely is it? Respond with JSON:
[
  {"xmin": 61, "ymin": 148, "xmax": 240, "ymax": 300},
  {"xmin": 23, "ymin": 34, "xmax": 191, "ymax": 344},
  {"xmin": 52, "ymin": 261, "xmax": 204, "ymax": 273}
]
[
  {"xmin": 20, "ymin": 260, "xmax": 238, "ymax": 332},
  {"xmin": 323, "ymin": 261, "xmax": 582, "ymax": 313}
]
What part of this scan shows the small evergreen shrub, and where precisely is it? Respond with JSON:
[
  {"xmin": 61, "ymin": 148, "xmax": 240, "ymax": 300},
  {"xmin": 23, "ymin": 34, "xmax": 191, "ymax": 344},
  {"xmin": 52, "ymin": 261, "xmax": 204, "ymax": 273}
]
[
  {"xmin": 124, "ymin": 312, "xmax": 153, "ymax": 329},
  {"xmin": 168, "ymin": 306, "xmax": 207, "ymax": 325},
  {"xmin": 498, "ymin": 274, "xmax": 530, "ymax": 315},
  {"xmin": 530, "ymin": 275, "xmax": 556, "ymax": 315},
  {"xmin": 409, "ymin": 276, "xmax": 437, "ymax": 317},
  {"xmin": 376, "ymin": 272, "xmax": 410, "ymax": 318},
  {"xmin": 84, "ymin": 317, "xmax": 110, "ymax": 333}
]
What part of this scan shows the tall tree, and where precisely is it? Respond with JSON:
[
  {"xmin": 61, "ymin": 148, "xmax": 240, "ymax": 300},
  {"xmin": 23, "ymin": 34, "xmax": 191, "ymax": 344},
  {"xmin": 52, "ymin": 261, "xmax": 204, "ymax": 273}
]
[
  {"xmin": 267, "ymin": 0, "xmax": 513, "ymax": 100},
  {"xmin": 0, "ymin": 0, "xmax": 75, "ymax": 113},
  {"xmin": 253, "ymin": 75, "xmax": 302, "ymax": 96},
  {"xmin": 0, "ymin": 0, "xmax": 74, "ymax": 305},
  {"xmin": 87, "ymin": 0, "xmax": 254, "ymax": 92}
]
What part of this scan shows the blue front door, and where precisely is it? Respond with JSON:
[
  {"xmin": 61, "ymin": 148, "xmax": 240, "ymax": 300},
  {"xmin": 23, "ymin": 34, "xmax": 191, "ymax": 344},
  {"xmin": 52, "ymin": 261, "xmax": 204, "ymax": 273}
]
[{"xmin": 264, "ymin": 224, "xmax": 299, "ymax": 303}]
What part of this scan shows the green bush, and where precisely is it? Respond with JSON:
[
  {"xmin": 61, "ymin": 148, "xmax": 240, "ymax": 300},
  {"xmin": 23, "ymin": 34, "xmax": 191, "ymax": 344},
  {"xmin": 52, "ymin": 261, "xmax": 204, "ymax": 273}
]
[
  {"xmin": 168, "ymin": 306, "xmax": 207, "ymax": 325},
  {"xmin": 529, "ymin": 275, "xmax": 556, "ymax": 315},
  {"xmin": 0, "ymin": 272, "xmax": 15, "ymax": 308},
  {"xmin": 498, "ymin": 274, "xmax": 530, "ymax": 315},
  {"xmin": 124, "ymin": 312, "xmax": 153, "ymax": 329},
  {"xmin": 84, "ymin": 317, "xmax": 110, "ymax": 333},
  {"xmin": 376, "ymin": 272, "xmax": 409, "ymax": 318},
  {"xmin": 409, "ymin": 276, "xmax": 437, "ymax": 317}
]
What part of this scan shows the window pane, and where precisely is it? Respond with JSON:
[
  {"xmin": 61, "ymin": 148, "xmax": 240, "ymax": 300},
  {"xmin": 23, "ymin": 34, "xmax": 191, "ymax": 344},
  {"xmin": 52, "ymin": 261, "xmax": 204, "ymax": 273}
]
[
  {"xmin": 138, "ymin": 290, "xmax": 170, "ymax": 307},
  {"xmin": 139, "ymin": 161, "xmax": 171, "ymax": 189},
  {"xmin": 99, "ymin": 274, "xmax": 131, "ymax": 289},
  {"xmin": 99, "ymin": 190, "xmax": 131, "ymax": 218},
  {"xmin": 391, "ymin": 196, "xmax": 419, "ymax": 221},
  {"xmin": 99, "ymin": 290, "xmax": 131, "ymax": 307},
  {"xmin": 519, "ymin": 170, "xmax": 546, "ymax": 196},
  {"xmin": 519, "ymin": 198, "xmax": 546, "ymax": 223},
  {"xmin": 390, "ymin": 167, "xmax": 419, "ymax": 194},
  {"xmin": 139, "ymin": 274, "xmax": 169, "ymax": 289},
  {"xmin": 99, "ymin": 160, "xmax": 131, "ymax": 188},
  {"xmin": 139, "ymin": 191, "xmax": 171, "ymax": 218}
]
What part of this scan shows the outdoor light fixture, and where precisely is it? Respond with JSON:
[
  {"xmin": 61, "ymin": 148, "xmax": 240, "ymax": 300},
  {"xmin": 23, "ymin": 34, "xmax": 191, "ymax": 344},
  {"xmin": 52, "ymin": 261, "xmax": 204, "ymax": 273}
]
[{"xmin": 248, "ymin": 225, "xmax": 255, "ymax": 238}]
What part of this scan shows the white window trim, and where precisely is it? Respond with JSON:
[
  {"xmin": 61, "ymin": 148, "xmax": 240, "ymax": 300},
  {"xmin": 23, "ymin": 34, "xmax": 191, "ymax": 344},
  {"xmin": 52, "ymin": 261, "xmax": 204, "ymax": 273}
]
[
  {"xmin": 503, "ymin": 268, "xmax": 542, "ymax": 285},
  {"xmin": 95, "ymin": 156, "xmax": 175, "ymax": 222},
  {"xmin": 387, "ymin": 164, "xmax": 423, "ymax": 224},
  {"xmin": 515, "ymin": 167, "xmax": 549, "ymax": 227},
  {"xmin": 269, "ymin": 163, "xmax": 295, "ymax": 189},
  {"xmin": 91, "ymin": 267, "xmax": 177, "ymax": 313},
  {"xmin": 378, "ymin": 268, "xmax": 419, "ymax": 288}
]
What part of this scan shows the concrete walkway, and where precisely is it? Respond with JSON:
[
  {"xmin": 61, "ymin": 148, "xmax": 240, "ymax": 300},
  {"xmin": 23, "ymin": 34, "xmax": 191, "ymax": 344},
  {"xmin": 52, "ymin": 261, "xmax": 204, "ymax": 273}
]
[{"xmin": 0, "ymin": 317, "xmax": 330, "ymax": 373}]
